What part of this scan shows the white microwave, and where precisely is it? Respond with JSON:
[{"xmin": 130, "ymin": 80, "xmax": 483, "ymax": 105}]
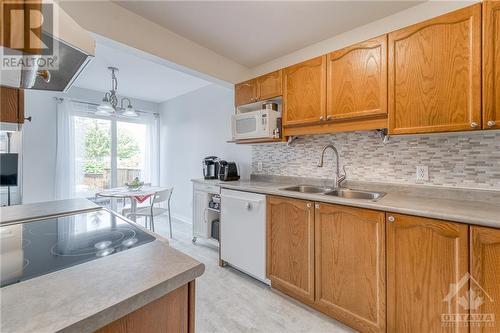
[{"xmin": 231, "ymin": 110, "xmax": 280, "ymax": 140}]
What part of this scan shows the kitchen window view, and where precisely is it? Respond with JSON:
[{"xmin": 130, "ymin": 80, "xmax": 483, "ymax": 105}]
[
  {"xmin": 74, "ymin": 117, "xmax": 149, "ymax": 198},
  {"xmin": 60, "ymin": 101, "xmax": 159, "ymax": 200}
]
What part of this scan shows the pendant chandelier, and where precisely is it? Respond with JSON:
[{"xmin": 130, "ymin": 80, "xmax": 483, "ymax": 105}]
[{"xmin": 96, "ymin": 67, "xmax": 138, "ymax": 117}]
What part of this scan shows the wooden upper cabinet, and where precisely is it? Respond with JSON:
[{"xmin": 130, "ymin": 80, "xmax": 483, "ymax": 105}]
[
  {"xmin": 327, "ymin": 35, "xmax": 387, "ymax": 121},
  {"xmin": 387, "ymin": 213, "xmax": 469, "ymax": 333},
  {"xmin": 0, "ymin": 86, "xmax": 24, "ymax": 124},
  {"xmin": 388, "ymin": 4, "xmax": 482, "ymax": 134},
  {"xmin": 235, "ymin": 70, "xmax": 282, "ymax": 106},
  {"xmin": 266, "ymin": 196, "xmax": 315, "ymax": 303},
  {"xmin": 283, "ymin": 56, "xmax": 326, "ymax": 126},
  {"xmin": 314, "ymin": 203, "xmax": 386, "ymax": 333},
  {"xmin": 470, "ymin": 226, "xmax": 500, "ymax": 333},
  {"xmin": 235, "ymin": 79, "xmax": 258, "ymax": 106},
  {"xmin": 483, "ymin": 1, "xmax": 500, "ymax": 130},
  {"xmin": 258, "ymin": 70, "xmax": 282, "ymax": 100}
]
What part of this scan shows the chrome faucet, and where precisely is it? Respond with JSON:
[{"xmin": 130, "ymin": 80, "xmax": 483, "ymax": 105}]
[{"xmin": 317, "ymin": 144, "xmax": 346, "ymax": 189}]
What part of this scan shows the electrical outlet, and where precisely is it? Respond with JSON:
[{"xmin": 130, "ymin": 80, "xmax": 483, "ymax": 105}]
[
  {"xmin": 257, "ymin": 162, "xmax": 263, "ymax": 172},
  {"xmin": 416, "ymin": 165, "xmax": 429, "ymax": 181}
]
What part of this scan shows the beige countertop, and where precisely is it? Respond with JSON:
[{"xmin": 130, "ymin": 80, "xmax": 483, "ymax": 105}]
[
  {"xmin": 0, "ymin": 200, "xmax": 205, "ymax": 333},
  {"xmin": 0, "ymin": 198, "xmax": 100, "ymax": 224},
  {"xmin": 192, "ymin": 176, "xmax": 500, "ymax": 228}
]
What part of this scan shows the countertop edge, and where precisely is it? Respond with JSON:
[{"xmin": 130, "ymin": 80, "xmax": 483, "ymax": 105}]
[
  {"xmin": 218, "ymin": 183, "xmax": 500, "ymax": 228},
  {"xmin": 61, "ymin": 263, "xmax": 205, "ymax": 333}
]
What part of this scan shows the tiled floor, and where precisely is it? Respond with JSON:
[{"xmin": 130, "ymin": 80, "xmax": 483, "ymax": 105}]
[{"xmin": 142, "ymin": 215, "xmax": 356, "ymax": 333}]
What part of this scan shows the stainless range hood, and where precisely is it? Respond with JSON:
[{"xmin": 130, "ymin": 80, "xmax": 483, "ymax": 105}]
[
  {"xmin": 19, "ymin": 33, "xmax": 93, "ymax": 92},
  {"xmin": 1, "ymin": 0, "xmax": 95, "ymax": 92}
]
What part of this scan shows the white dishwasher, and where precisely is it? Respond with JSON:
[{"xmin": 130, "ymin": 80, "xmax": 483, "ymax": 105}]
[{"xmin": 220, "ymin": 189, "xmax": 270, "ymax": 285}]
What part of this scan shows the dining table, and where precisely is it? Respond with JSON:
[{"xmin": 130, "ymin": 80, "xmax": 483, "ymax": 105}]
[{"xmin": 96, "ymin": 186, "xmax": 167, "ymax": 221}]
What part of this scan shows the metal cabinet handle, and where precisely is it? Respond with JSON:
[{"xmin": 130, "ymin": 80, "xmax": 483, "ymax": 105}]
[
  {"xmin": 319, "ymin": 116, "xmax": 324, "ymax": 121},
  {"xmin": 387, "ymin": 216, "xmax": 395, "ymax": 222},
  {"xmin": 470, "ymin": 122, "xmax": 479, "ymax": 128},
  {"xmin": 306, "ymin": 203, "xmax": 312, "ymax": 208},
  {"xmin": 315, "ymin": 203, "xmax": 320, "ymax": 209},
  {"xmin": 487, "ymin": 120, "xmax": 496, "ymax": 127},
  {"xmin": 326, "ymin": 115, "xmax": 333, "ymax": 121}
]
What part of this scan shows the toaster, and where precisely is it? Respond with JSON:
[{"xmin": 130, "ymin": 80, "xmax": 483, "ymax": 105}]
[{"xmin": 218, "ymin": 161, "xmax": 240, "ymax": 181}]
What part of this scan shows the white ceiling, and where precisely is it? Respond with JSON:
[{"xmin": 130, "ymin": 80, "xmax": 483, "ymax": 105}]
[
  {"xmin": 115, "ymin": 1, "xmax": 423, "ymax": 68},
  {"xmin": 74, "ymin": 36, "xmax": 211, "ymax": 103}
]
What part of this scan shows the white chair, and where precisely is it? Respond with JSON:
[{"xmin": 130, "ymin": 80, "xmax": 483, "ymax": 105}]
[{"xmin": 127, "ymin": 188, "xmax": 173, "ymax": 238}]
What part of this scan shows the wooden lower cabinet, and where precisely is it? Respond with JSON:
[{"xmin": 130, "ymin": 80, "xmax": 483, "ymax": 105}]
[
  {"xmin": 267, "ymin": 197, "xmax": 499, "ymax": 332},
  {"xmin": 386, "ymin": 213, "xmax": 469, "ymax": 333},
  {"xmin": 266, "ymin": 196, "xmax": 315, "ymax": 303},
  {"xmin": 470, "ymin": 226, "xmax": 500, "ymax": 333},
  {"xmin": 314, "ymin": 203, "xmax": 386, "ymax": 333},
  {"xmin": 95, "ymin": 281, "xmax": 195, "ymax": 333}
]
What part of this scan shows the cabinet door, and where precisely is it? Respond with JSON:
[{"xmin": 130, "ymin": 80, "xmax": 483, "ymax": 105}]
[
  {"xmin": 235, "ymin": 79, "xmax": 258, "ymax": 106},
  {"xmin": 387, "ymin": 213, "xmax": 469, "ymax": 333},
  {"xmin": 0, "ymin": 86, "xmax": 23, "ymax": 123},
  {"xmin": 470, "ymin": 226, "xmax": 500, "ymax": 333},
  {"xmin": 267, "ymin": 196, "xmax": 315, "ymax": 303},
  {"xmin": 327, "ymin": 35, "xmax": 387, "ymax": 121},
  {"xmin": 483, "ymin": 1, "xmax": 500, "ymax": 130},
  {"xmin": 315, "ymin": 203, "xmax": 386, "ymax": 333},
  {"xmin": 257, "ymin": 70, "xmax": 282, "ymax": 100},
  {"xmin": 283, "ymin": 56, "xmax": 326, "ymax": 126},
  {"xmin": 388, "ymin": 4, "xmax": 481, "ymax": 134},
  {"xmin": 192, "ymin": 190, "xmax": 208, "ymax": 238}
]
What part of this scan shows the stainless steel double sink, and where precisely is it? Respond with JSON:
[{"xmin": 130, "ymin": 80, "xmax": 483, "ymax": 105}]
[{"xmin": 280, "ymin": 185, "xmax": 386, "ymax": 201}]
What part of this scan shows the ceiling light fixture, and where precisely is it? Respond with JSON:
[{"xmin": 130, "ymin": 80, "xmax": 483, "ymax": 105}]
[{"xmin": 97, "ymin": 67, "xmax": 138, "ymax": 117}]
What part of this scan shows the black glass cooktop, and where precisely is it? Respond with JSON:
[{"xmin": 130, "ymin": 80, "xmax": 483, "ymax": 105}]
[{"xmin": 0, "ymin": 209, "xmax": 155, "ymax": 288}]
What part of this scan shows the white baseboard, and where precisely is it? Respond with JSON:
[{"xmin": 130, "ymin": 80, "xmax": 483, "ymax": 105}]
[{"xmin": 172, "ymin": 213, "xmax": 192, "ymax": 225}]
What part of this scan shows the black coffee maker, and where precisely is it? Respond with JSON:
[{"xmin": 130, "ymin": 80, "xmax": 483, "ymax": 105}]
[{"xmin": 203, "ymin": 156, "xmax": 219, "ymax": 179}]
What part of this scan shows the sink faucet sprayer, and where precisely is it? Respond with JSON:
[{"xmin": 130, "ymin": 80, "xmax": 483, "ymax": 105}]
[{"xmin": 317, "ymin": 144, "xmax": 346, "ymax": 189}]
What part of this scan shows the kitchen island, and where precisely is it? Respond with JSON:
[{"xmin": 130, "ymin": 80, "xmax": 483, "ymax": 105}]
[{"xmin": 0, "ymin": 199, "xmax": 205, "ymax": 333}]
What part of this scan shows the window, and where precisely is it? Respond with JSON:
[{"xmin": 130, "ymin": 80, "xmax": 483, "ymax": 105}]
[
  {"xmin": 55, "ymin": 100, "xmax": 159, "ymax": 200},
  {"xmin": 117, "ymin": 121, "xmax": 147, "ymax": 187},
  {"xmin": 74, "ymin": 116, "xmax": 112, "ymax": 198}
]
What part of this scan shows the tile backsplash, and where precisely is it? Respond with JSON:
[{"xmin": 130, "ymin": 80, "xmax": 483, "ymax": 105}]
[{"xmin": 251, "ymin": 131, "xmax": 500, "ymax": 190}]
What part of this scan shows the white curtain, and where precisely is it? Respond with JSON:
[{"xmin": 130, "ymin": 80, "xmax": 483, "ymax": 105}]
[
  {"xmin": 142, "ymin": 114, "xmax": 160, "ymax": 186},
  {"xmin": 54, "ymin": 100, "xmax": 76, "ymax": 199}
]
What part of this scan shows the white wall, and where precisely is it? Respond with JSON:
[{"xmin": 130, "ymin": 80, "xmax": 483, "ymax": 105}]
[
  {"xmin": 159, "ymin": 84, "xmax": 252, "ymax": 223},
  {"xmin": 22, "ymin": 87, "xmax": 159, "ymax": 204},
  {"xmin": 22, "ymin": 90, "xmax": 61, "ymax": 203}
]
